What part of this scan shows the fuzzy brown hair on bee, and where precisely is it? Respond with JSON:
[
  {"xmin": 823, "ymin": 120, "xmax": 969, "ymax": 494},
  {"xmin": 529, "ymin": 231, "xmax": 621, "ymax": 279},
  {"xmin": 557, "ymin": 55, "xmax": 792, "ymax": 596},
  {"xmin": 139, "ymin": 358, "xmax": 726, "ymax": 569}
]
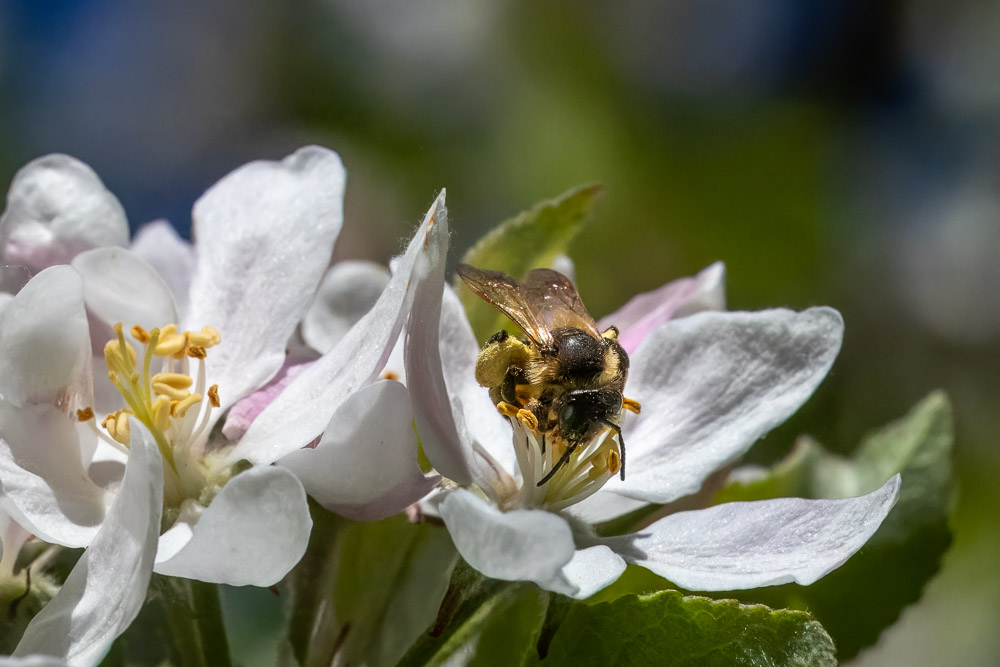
[{"xmin": 456, "ymin": 264, "xmax": 641, "ymax": 485}]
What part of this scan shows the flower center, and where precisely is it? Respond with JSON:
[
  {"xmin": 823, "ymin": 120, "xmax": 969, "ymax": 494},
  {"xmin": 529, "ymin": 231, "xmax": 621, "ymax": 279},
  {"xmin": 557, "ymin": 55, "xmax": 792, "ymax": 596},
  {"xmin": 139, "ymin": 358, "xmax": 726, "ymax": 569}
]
[
  {"xmin": 92, "ymin": 322, "xmax": 223, "ymax": 507},
  {"xmin": 504, "ymin": 417, "xmax": 622, "ymax": 512}
]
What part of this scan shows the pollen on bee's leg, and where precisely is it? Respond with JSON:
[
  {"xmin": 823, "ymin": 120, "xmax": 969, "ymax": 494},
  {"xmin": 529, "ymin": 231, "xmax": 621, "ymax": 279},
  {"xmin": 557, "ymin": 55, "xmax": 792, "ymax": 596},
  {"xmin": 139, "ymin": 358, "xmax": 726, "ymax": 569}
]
[
  {"xmin": 496, "ymin": 401, "xmax": 520, "ymax": 418},
  {"xmin": 515, "ymin": 408, "xmax": 539, "ymax": 431},
  {"xmin": 622, "ymin": 397, "xmax": 641, "ymax": 414}
]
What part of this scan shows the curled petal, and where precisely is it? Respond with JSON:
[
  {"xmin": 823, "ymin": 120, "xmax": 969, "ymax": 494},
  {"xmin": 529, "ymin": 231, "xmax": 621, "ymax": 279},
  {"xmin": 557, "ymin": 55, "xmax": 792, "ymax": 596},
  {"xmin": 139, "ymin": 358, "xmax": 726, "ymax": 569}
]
[
  {"xmin": 302, "ymin": 260, "xmax": 390, "ymax": 354},
  {"xmin": 154, "ymin": 465, "xmax": 311, "ymax": 586},
  {"xmin": 604, "ymin": 475, "xmax": 901, "ymax": 591},
  {"xmin": 439, "ymin": 489, "xmax": 575, "ymax": 589},
  {"xmin": 613, "ymin": 307, "xmax": 843, "ymax": 504},
  {"xmin": 280, "ymin": 380, "xmax": 439, "ymax": 520},
  {"xmin": 0, "ymin": 154, "xmax": 128, "ymax": 276},
  {"xmin": 553, "ymin": 545, "xmax": 627, "ymax": 600},
  {"xmin": 184, "ymin": 146, "xmax": 347, "ymax": 409},
  {"xmin": 71, "ymin": 248, "xmax": 178, "ymax": 331},
  {"xmin": 231, "ymin": 191, "xmax": 448, "ymax": 466},
  {"xmin": 13, "ymin": 418, "xmax": 163, "ymax": 664}
]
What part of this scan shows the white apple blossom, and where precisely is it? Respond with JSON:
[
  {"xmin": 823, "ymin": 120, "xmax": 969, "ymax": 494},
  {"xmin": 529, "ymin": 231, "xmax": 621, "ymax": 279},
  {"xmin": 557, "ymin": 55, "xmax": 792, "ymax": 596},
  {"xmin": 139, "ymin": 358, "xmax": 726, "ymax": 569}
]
[
  {"xmin": 304, "ymin": 239, "xmax": 900, "ymax": 599},
  {"xmin": 0, "ymin": 149, "xmax": 446, "ymax": 602}
]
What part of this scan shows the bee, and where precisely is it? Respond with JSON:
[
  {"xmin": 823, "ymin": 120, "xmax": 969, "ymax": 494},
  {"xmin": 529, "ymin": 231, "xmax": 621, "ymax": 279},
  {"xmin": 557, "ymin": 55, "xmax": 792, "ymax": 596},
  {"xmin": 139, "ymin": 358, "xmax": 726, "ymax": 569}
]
[{"xmin": 456, "ymin": 264, "xmax": 641, "ymax": 486}]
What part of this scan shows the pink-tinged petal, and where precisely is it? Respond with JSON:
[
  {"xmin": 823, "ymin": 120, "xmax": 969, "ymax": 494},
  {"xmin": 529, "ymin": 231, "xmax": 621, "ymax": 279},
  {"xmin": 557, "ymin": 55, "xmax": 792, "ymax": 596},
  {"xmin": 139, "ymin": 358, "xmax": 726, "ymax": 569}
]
[
  {"xmin": 130, "ymin": 220, "xmax": 196, "ymax": 317},
  {"xmin": 184, "ymin": 146, "xmax": 346, "ymax": 409},
  {"xmin": 0, "ymin": 155, "xmax": 128, "ymax": 278},
  {"xmin": 612, "ymin": 307, "xmax": 843, "ymax": 505},
  {"xmin": 604, "ymin": 475, "xmax": 901, "ymax": 591},
  {"xmin": 13, "ymin": 418, "xmax": 163, "ymax": 664},
  {"xmin": 154, "ymin": 465, "xmax": 311, "ymax": 586},
  {"xmin": 600, "ymin": 262, "xmax": 726, "ymax": 355},
  {"xmin": 439, "ymin": 489, "xmax": 576, "ymax": 589},
  {"xmin": 71, "ymin": 247, "xmax": 178, "ymax": 331},
  {"xmin": 0, "ymin": 266, "xmax": 92, "ymax": 409},
  {"xmin": 302, "ymin": 260, "xmax": 390, "ymax": 354},
  {"xmin": 222, "ymin": 362, "xmax": 311, "ymax": 442},
  {"xmin": 0, "ymin": 401, "xmax": 107, "ymax": 548},
  {"xmin": 554, "ymin": 545, "xmax": 627, "ymax": 599},
  {"xmin": 280, "ymin": 380, "xmax": 439, "ymax": 520},
  {"xmin": 230, "ymin": 191, "xmax": 448, "ymax": 467}
]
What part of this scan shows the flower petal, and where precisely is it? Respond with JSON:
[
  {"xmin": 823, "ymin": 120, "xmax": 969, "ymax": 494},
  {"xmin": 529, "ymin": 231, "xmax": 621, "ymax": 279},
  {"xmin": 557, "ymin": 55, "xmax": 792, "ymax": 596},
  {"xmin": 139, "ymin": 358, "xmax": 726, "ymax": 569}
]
[
  {"xmin": 0, "ymin": 266, "xmax": 92, "ymax": 408},
  {"xmin": 130, "ymin": 220, "xmax": 196, "ymax": 317},
  {"xmin": 153, "ymin": 465, "xmax": 311, "ymax": 586},
  {"xmin": 302, "ymin": 260, "xmax": 390, "ymax": 354},
  {"xmin": 230, "ymin": 191, "xmax": 448, "ymax": 467},
  {"xmin": 439, "ymin": 287, "xmax": 515, "ymax": 476},
  {"xmin": 71, "ymin": 247, "xmax": 179, "ymax": 330},
  {"xmin": 565, "ymin": 490, "xmax": 650, "ymax": 525},
  {"xmin": 405, "ymin": 204, "xmax": 482, "ymax": 485},
  {"xmin": 280, "ymin": 380, "xmax": 439, "ymax": 520},
  {"xmin": 600, "ymin": 262, "xmax": 726, "ymax": 355},
  {"xmin": 0, "ymin": 656, "xmax": 67, "ymax": 666},
  {"xmin": 555, "ymin": 545, "xmax": 627, "ymax": 599},
  {"xmin": 614, "ymin": 307, "xmax": 843, "ymax": 504},
  {"xmin": 184, "ymin": 146, "xmax": 346, "ymax": 408},
  {"xmin": 0, "ymin": 155, "xmax": 128, "ymax": 276},
  {"xmin": 0, "ymin": 401, "xmax": 107, "ymax": 548},
  {"xmin": 13, "ymin": 418, "xmax": 163, "ymax": 664},
  {"xmin": 439, "ymin": 489, "xmax": 575, "ymax": 588},
  {"xmin": 604, "ymin": 475, "xmax": 901, "ymax": 591}
]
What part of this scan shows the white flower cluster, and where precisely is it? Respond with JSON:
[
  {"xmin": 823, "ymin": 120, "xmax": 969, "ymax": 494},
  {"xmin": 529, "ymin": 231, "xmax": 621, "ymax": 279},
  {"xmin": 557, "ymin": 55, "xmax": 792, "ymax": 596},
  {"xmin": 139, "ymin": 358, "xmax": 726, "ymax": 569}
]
[{"xmin": 0, "ymin": 148, "xmax": 898, "ymax": 665}]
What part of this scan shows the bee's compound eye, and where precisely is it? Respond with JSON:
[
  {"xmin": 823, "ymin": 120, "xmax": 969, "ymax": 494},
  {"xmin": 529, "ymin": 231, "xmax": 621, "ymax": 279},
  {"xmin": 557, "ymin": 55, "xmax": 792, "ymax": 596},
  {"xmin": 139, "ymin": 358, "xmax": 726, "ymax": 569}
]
[{"xmin": 560, "ymin": 404, "xmax": 575, "ymax": 421}]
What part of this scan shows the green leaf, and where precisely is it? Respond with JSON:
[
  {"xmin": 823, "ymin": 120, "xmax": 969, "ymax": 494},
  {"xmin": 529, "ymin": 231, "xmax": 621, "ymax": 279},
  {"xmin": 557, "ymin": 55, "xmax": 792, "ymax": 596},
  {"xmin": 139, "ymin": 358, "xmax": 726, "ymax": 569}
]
[
  {"xmin": 539, "ymin": 590, "xmax": 835, "ymax": 666},
  {"xmin": 458, "ymin": 184, "xmax": 603, "ymax": 342},
  {"xmin": 287, "ymin": 508, "xmax": 458, "ymax": 667},
  {"xmin": 714, "ymin": 391, "xmax": 955, "ymax": 659}
]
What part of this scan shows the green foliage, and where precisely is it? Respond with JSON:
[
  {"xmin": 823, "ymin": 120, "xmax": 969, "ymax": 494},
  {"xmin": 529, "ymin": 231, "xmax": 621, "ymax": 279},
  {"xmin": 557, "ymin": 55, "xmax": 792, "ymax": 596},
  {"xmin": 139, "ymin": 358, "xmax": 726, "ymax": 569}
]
[
  {"xmin": 288, "ymin": 505, "xmax": 458, "ymax": 667},
  {"xmin": 714, "ymin": 391, "xmax": 954, "ymax": 659},
  {"xmin": 539, "ymin": 590, "xmax": 835, "ymax": 666},
  {"xmin": 457, "ymin": 184, "xmax": 603, "ymax": 342}
]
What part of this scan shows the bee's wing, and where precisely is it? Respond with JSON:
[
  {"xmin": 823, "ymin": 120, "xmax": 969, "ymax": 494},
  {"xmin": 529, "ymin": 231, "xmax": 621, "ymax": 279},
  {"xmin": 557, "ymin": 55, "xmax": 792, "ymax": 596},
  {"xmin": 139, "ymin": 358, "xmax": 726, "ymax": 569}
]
[
  {"xmin": 522, "ymin": 269, "xmax": 602, "ymax": 339},
  {"xmin": 456, "ymin": 264, "xmax": 556, "ymax": 347}
]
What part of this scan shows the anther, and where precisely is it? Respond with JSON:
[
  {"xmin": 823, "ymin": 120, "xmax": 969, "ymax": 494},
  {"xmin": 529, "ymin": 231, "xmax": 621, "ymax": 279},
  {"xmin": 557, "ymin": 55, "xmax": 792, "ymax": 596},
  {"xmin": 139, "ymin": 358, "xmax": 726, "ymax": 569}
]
[
  {"xmin": 174, "ymin": 393, "xmax": 203, "ymax": 418},
  {"xmin": 607, "ymin": 449, "xmax": 621, "ymax": 475},
  {"xmin": 186, "ymin": 345, "xmax": 206, "ymax": 359},
  {"xmin": 496, "ymin": 401, "xmax": 520, "ymax": 418},
  {"xmin": 76, "ymin": 407, "xmax": 94, "ymax": 422},
  {"xmin": 516, "ymin": 408, "xmax": 539, "ymax": 431},
  {"xmin": 152, "ymin": 373, "xmax": 194, "ymax": 390},
  {"xmin": 622, "ymin": 397, "xmax": 641, "ymax": 414},
  {"xmin": 155, "ymin": 333, "xmax": 187, "ymax": 357},
  {"xmin": 188, "ymin": 326, "xmax": 221, "ymax": 347},
  {"xmin": 151, "ymin": 396, "xmax": 172, "ymax": 432},
  {"xmin": 130, "ymin": 325, "xmax": 151, "ymax": 344},
  {"xmin": 382, "ymin": 370, "xmax": 399, "ymax": 381},
  {"xmin": 208, "ymin": 384, "xmax": 220, "ymax": 408},
  {"xmin": 152, "ymin": 381, "xmax": 191, "ymax": 402}
]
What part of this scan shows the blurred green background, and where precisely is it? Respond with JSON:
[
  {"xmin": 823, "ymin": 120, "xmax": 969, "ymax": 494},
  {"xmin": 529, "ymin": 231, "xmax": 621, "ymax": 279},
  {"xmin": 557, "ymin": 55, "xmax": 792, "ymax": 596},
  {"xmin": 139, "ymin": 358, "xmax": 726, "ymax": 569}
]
[{"xmin": 2, "ymin": 1, "xmax": 998, "ymax": 664}]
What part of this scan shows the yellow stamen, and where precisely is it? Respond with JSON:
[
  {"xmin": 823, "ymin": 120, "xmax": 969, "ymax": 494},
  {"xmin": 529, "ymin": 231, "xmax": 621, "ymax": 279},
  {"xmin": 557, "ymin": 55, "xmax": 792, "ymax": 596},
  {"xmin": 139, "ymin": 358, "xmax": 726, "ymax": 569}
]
[
  {"xmin": 156, "ymin": 333, "xmax": 187, "ymax": 357},
  {"xmin": 208, "ymin": 384, "xmax": 220, "ymax": 408},
  {"xmin": 516, "ymin": 408, "xmax": 539, "ymax": 431},
  {"xmin": 151, "ymin": 396, "xmax": 172, "ymax": 432},
  {"xmin": 622, "ymin": 397, "xmax": 641, "ymax": 414},
  {"xmin": 382, "ymin": 370, "xmax": 399, "ymax": 381},
  {"xmin": 188, "ymin": 326, "xmax": 221, "ymax": 348},
  {"xmin": 186, "ymin": 345, "xmax": 206, "ymax": 359},
  {"xmin": 152, "ymin": 372, "xmax": 194, "ymax": 390},
  {"xmin": 606, "ymin": 449, "xmax": 621, "ymax": 475},
  {"xmin": 496, "ymin": 401, "xmax": 520, "ymax": 418},
  {"xmin": 173, "ymin": 393, "xmax": 202, "ymax": 418},
  {"xmin": 130, "ymin": 325, "xmax": 150, "ymax": 344},
  {"xmin": 76, "ymin": 407, "xmax": 94, "ymax": 422}
]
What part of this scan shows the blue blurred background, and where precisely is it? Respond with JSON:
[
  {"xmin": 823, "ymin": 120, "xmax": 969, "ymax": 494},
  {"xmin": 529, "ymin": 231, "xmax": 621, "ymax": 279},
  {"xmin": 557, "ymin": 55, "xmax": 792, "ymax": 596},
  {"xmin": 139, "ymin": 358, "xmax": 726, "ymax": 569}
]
[{"xmin": 2, "ymin": 1, "xmax": 998, "ymax": 664}]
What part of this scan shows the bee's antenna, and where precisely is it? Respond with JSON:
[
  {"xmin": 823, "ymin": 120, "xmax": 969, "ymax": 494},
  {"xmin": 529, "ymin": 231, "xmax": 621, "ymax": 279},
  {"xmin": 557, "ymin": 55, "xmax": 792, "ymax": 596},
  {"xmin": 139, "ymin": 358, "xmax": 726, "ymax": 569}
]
[
  {"xmin": 537, "ymin": 441, "xmax": 579, "ymax": 487},
  {"xmin": 600, "ymin": 419, "xmax": 626, "ymax": 481}
]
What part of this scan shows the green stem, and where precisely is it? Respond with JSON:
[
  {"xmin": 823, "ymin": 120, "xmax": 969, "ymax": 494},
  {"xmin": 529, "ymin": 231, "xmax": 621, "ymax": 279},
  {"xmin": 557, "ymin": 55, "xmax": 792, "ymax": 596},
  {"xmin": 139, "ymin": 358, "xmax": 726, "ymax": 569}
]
[
  {"xmin": 286, "ymin": 500, "xmax": 341, "ymax": 667},
  {"xmin": 160, "ymin": 576, "xmax": 233, "ymax": 667}
]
